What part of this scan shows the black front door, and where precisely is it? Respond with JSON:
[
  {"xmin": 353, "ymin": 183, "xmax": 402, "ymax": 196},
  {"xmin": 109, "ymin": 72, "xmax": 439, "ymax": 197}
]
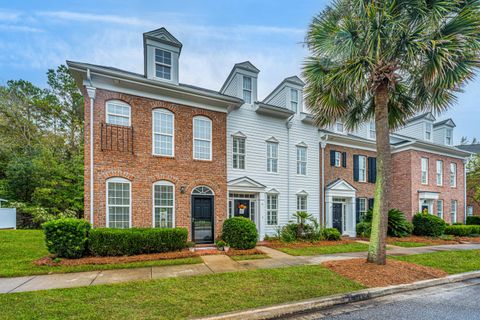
[
  {"xmin": 192, "ymin": 196, "xmax": 214, "ymax": 244},
  {"xmin": 332, "ymin": 203, "xmax": 343, "ymax": 233},
  {"xmin": 234, "ymin": 199, "xmax": 250, "ymax": 219}
]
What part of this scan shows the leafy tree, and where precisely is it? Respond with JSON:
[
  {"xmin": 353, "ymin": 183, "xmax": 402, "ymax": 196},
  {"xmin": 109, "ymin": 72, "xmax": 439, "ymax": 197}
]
[
  {"xmin": 304, "ymin": 0, "xmax": 480, "ymax": 264},
  {"xmin": 467, "ymin": 154, "xmax": 480, "ymax": 208}
]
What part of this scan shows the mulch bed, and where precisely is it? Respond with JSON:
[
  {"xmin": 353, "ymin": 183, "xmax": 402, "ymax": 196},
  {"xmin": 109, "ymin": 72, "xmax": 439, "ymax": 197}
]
[
  {"xmin": 323, "ymin": 258, "xmax": 448, "ymax": 287},
  {"xmin": 456, "ymin": 236, "xmax": 480, "ymax": 243},
  {"xmin": 226, "ymin": 248, "xmax": 265, "ymax": 257},
  {"xmin": 259, "ymin": 239, "xmax": 356, "ymax": 249},
  {"xmin": 386, "ymin": 236, "xmax": 457, "ymax": 245}
]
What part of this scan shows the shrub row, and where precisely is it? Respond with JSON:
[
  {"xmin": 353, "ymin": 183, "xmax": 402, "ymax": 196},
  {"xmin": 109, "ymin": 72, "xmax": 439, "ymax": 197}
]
[
  {"xmin": 412, "ymin": 213, "xmax": 446, "ymax": 237},
  {"xmin": 43, "ymin": 218, "xmax": 91, "ymax": 258},
  {"xmin": 466, "ymin": 216, "xmax": 480, "ymax": 225},
  {"xmin": 444, "ymin": 225, "xmax": 480, "ymax": 236}
]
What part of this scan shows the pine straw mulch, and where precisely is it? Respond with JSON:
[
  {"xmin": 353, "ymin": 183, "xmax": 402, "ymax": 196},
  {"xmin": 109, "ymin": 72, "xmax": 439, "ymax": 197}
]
[
  {"xmin": 226, "ymin": 248, "xmax": 265, "ymax": 257},
  {"xmin": 259, "ymin": 239, "xmax": 356, "ymax": 249},
  {"xmin": 323, "ymin": 258, "xmax": 448, "ymax": 288},
  {"xmin": 386, "ymin": 236, "xmax": 457, "ymax": 245},
  {"xmin": 456, "ymin": 236, "xmax": 480, "ymax": 243}
]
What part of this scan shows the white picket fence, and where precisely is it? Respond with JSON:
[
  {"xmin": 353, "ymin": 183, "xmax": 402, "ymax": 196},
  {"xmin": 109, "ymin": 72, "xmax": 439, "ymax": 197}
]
[{"xmin": 0, "ymin": 208, "xmax": 16, "ymax": 229}]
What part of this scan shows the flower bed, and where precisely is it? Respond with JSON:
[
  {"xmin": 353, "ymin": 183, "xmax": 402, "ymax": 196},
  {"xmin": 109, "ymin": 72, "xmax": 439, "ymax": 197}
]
[{"xmin": 260, "ymin": 239, "xmax": 356, "ymax": 249}]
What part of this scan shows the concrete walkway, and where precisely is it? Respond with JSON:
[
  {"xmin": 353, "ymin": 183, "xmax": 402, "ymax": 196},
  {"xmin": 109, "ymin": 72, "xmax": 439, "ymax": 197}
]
[{"xmin": 1, "ymin": 243, "xmax": 479, "ymax": 294}]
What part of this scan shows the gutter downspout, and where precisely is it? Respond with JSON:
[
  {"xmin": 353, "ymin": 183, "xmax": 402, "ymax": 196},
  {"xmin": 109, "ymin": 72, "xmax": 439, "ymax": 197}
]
[
  {"xmin": 85, "ymin": 69, "xmax": 96, "ymax": 227},
  {"xmin": 286, "ymin": 115, "xmax": 294, "ymax": 222},
  {"xmin": 320, "ymin": 133, "xmax": 328, "ymax": 226},
  {"xmin": 464, "ymin": 159, "xmax": 468, "ymax": 223}
]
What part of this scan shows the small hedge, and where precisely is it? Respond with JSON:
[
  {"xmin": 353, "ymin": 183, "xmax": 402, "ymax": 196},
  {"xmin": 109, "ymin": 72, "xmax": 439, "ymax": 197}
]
[
  {"xmin": 356, "ymin": 221, "xmax": 372, "ymax": 237},
  {"xmin": 412, "ymin": 213, "xmax": 446, "ymax": 237},
  {"xmin": 445, "ymin": 225, "xmax": 480, "ymax": 236},
  {"xmin": 321, "ymin": 228, "xmax": 341, "ymax": 240},
  {"xmin": 222, "ymin": 217, "xmax": 258, "ymax": 249},
  {"xmin": 360, "ymin": 209, "xmax": 412, "ymax": 238},
  {"xmin": 88, "ymin": 227, "xmax": 188, "ymax": 256},
  {"xmin": 466, "ymin": 216, "xmax": 480, "ymax": 225},
  {"xmin": 42, "ymin": 218, "xmax": 91, "ymax": 259}
]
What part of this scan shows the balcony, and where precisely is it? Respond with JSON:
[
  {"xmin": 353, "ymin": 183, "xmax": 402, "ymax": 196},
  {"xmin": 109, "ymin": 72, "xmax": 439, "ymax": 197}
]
[{"xmin": 100, "ymin": 123, "xmax": 134, "ymax": 153}]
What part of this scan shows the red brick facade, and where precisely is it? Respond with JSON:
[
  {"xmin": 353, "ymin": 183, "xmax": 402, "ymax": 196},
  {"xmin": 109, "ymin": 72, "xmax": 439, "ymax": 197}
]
[{"xmin": 83, "ymin": 88, "xmax": 227, "ymax": 239}]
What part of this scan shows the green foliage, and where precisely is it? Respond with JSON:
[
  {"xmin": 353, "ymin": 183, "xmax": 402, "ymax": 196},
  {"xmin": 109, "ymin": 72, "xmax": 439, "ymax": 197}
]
[
  {"xmin": 466, "ymin": 216, "xmax": 480, "ymax": 225},
  {"xmin": 88, "ymin": 228, "xmax": 188, "ymax": 256},
  {"xmin": 221, "ymin": 217, "xmax": 258, "ymax": 249},
  {"xmin": 445, "ymin": 225, "xmax": 480, "ymax": 236},
  {"xmin": 356, "ymin": 221, "xmax": 372, "ymax": 238},
  {"xmin": 321, "ymin": 228, "xmax": 341, "ymax": 241},
  {"xmin": 362, "ymin": 209, "xmax": 412, "ymax": 237},
  {"xmin": 42, "ymin": 218, "xmax": 91, "ymax": 258},
  {"xmin": 412, "ymin": 213, "xmax": 447, "ymax": 237}
]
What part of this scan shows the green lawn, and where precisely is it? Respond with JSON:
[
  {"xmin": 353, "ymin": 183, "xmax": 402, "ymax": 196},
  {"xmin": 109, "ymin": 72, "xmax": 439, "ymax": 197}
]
[
  {"xmin": 0, "ymin": 230, "xmax": 201, "ymax": 277},
  {"xmin": 278, "ymin": 242, "xmax": 370, "ymax": 256},
  {"xmin": 390, "ymin": 241, "xmax": 431, "ymax": 248},
  {"xmin": 394, "ymin": 250, "xmax": 480, "ymax": 274},
  {"xmin": 230, "ymin": 254, "xmax": 269, "ymax": 261},
  {"xmin": 0, "ymin": 265, "xmax": 363, "ymax": 319}
]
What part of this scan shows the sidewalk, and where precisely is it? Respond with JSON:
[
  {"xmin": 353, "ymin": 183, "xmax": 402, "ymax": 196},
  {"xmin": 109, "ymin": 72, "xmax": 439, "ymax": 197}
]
[{"xmin": 1, "ymin": 243, "xmax": 479, "ymax": 294}]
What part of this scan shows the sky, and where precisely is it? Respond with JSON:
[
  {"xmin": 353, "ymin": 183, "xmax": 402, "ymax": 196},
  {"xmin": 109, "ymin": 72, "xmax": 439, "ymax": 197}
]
[{"xmin": 0, "ymin": 0, "xmax": 478, "ymax": 143}]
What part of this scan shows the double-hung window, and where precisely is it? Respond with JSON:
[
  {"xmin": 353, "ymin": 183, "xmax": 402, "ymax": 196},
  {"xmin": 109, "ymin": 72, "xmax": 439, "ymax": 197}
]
[
  {"xmin": 467, "ymin": 206, "xmax": 473, "ymax": 216},
  {"xmin": 243, "ymin": 76, "xmax": 252, "ymax": 104},
  {"xmin": 451, "ymin": 200, "xmax": 457, "ymax": 223},
  {"xmin": 446, "ymin": 129, "xmax": 453, "ymax": 145},
  {"xmin": 267, "ymin": 194, "xmax": 278, "ymax": 225},
  {"xmin": 232, "ymin": 137, "xmax": 246, "ymax": 169},
  {"xmin": 450, "ymin": 163, "xmax": 457, "ymax": 187},
  {"xmin": 357, "ymin": 198, "xmax": 367, "ymax": 222},
  {"xmin": 106, "ymin": 100, "xmax": 131, "ymax": 126},
  {"xmin": 267, "ymin": 142, "xmax": 278, "ymax": 173},
  {"xmin": 152, "ymin": 109, "xmax": 174, "ymax": 156},
  {"xmin": 335, "ymin": 121, "xmax": 345, "ymax": 133},
  {"xmin": 425, "ymin": 123, "xmax": 432, "ymax": 140},
  {"xmin": 297, "ymin": 195, "xmax": 307, "ymax": 213},
  {"xmin": 421, "ymin": 158, "xmax": 429, "ymax": 184},
  {"xmin": 154, "ymin": 48, "xmax": 172, "ymax": 80},
  {"xmin": 436, "ymin": 160, "xmax": 443, "ymax": 186},
  {"xmin": 107, "ymin": 178, "xmax": 131, "ymax": 228},
  {"xmin": 193, "ymin": 116, "xmax": 212, "ymax": 160},
  {"xmin": 369, "ymin": 121, "xmax": 376, "ymax": 139},
  {"xmin": 358, "ymin": 155, "xmax": 367, "ymax": 182},
  {"xmin": 334, "ymin": 151, "xmax": 341, "ymax": 167},
  {"xmin": 437, "ymin": 200, "xmax": 443, "ymax": 219},
  {"xmin": 296, "ymin": 146, "xmax": 307, "ymax": 175},
  {"xmin": 290, "ymin": 89, "xmax": 298, "ymax": 113},
  {"xmin": 153, "ymin": 181, "xmax": 174, "ymax": 228}
]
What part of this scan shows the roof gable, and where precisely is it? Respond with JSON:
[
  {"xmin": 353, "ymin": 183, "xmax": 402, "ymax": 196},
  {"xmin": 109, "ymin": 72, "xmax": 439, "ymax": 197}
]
[
  {"xmin": 234, "ymin": 61, "xmax": 260, "ymax": 73},
  {"xmin": 434, "ymin": 119, "xmax": 456, "ymax": 128},
  {"xmin": 143, "ymin": 28, "xmax": 183, "ymax": 50}
]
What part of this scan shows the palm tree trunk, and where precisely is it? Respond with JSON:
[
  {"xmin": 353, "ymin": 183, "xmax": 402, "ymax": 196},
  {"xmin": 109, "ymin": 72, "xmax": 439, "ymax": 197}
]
[{"xmin": 367, "ymin": 82, "xmax": 391, "ymax": 265}]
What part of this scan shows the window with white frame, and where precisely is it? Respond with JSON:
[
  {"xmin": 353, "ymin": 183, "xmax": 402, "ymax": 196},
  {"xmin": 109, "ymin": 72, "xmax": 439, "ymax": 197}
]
[
  {"xmin": 297, "ymin": 195, "xmax": 307, "ymax": 213},
  {"xmin": 335, "ymin": 121, "xmax": 345, "ymax": 133},
  {"xmin": 232, "ymin": 136, "xmax": 245, "ymax": 169},
  {"xmin": 425, "ymin": 123, "xmax": 432, "ymax": 140},
  {"xmin": 369, "ymin": 121, "xmax": 376, "ymax": 139},
  {"xmin": 267, "ymin": 194, "xmax": 278, "ymax": 225},
  {"xmin": 358, "ymin": 155, "xmax": 367, "ymax": 182},
  {"xmin": 446, "ymin": 129, "xmax": 453, "ymax": 145},
  {"xmin": 437, "ymin": 200, "xmax": 443, "ymax": 219},
  {"xmin": 334, "ymin": 151, "xmax": 341, "ymax": 167},
  {"xmin": 421, "ymin": 158, "xmax": 429, "ymax": 184},
  {"xmin": 297, "ymin": 146, "xmax": 307, "ymax": 175},
  {"xmin": 358, "ymin": 198, "xmax": 367, "ymax": 220},
  {"xmin": 152, "ymin": 109, "xmax": 174, "ymax": 156},
  {"xmin": 154, "ymin": 48, "xmax": 172, "ymax": 80},
  {"xmin": 290, "ymin": 89, "xmax": 298, "ymax": 113},
  {"xmin": 106, "ymin": 100, "xmax": 131, "ymax": 126},
  {"xmin": 436, "ymin": 160, "xmax": 443, "ymax": 186},
  {"xmin": 267, "ymin": 142, "xmax": 278, "ymax": 173},
  {"xmin": 243, "ymin": 76, "xmax": 252, "ymax": 104},
  {"xmin": 450, "ymin": 163, "xmax": 457, "ymax": 187},
  {"xmin": 451, "ymin": 200, "xmax": 457, "ymax": 223},
  {"xmin": 153, "ymin": 181, "xmax": 174, "ymax": 228},
  {"xmin": 193, "ymin": 116, "xmax": 212, "ymax": 160},
  {"xmin": 467, "ymin": 206, "xmax": 473, "ymax": 216},
  {"xmin": 107, "ymin": 178, "xmax": 131, "ymax": 228}
]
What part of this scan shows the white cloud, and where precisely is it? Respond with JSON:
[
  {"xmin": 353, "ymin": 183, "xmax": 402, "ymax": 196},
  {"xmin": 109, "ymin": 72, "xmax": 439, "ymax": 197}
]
[
  {"xmin": 37, "ymin": 11, "xmax": 153, "ymax": 27},
  {"xmin": 0, "ymin": 10, "xmax": 20, "ymax": 22},
  {"xmin": 0, "ymin": 24, "xmax": 42, "ymax": 33}
]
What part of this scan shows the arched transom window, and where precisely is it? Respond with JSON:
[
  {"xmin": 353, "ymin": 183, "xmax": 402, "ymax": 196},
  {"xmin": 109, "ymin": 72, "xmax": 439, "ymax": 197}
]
[{"xmin": 191, "ymin": 186, "xmax": 214, "ymax": 195}]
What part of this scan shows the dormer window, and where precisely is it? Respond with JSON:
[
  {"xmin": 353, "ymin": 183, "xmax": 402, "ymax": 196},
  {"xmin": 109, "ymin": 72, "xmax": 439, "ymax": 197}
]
[
  {"xmin": 290, "ymin": 89, "xmax": 298, "ymax": 113},
  {"xmin": 154, "ymin": 48, "xmax": 172, "ymax": 80},
  {"xmin": 446, "ymin": 129, "xmax": 453, "ymax": 145},
  {"xmin": 335, "ymin": 121, "xmax": 345, "ymax": 133},
  {"xmin": 243, "ymin": 76, "xmax": 252, "ymax": 104},
  {"xmin": 369, "ymin": 121, "xmax": 376, "ymax": 139},
  {"xmin": 425, "ymin": 123, "xmax": 432, "ymax": 140}
]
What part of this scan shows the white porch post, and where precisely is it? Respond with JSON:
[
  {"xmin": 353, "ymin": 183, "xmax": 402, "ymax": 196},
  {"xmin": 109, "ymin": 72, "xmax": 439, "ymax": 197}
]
[{"xmin": 258, "ymin": 191, "xmax": 266, "ymax": 240}]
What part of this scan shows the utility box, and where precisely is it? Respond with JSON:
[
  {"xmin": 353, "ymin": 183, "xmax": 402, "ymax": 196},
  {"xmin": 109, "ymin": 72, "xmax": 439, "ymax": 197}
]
[{"xmin": 0, "ymin": 208, "xmax": 16, "ymax": 229}]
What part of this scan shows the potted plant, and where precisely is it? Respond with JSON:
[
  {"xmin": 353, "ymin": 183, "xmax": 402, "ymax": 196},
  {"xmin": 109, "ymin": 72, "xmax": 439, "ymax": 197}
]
[
  {"xmin": 187, "ymin": 241, "xmax": 195, "ymax": 252},
  {"xmin": 215, "ymin": 240, "xmax": 226, "ymax": 251}
]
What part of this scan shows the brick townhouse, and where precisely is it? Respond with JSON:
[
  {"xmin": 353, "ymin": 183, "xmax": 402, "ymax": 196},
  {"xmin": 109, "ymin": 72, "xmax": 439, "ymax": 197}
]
[
  {"xmin": 69, "ymin": 27, "xmax": 471, "ymax": 242},
  {"xmin": 457, "ymin": 143, "xmax": 480, "ymax": 217}
]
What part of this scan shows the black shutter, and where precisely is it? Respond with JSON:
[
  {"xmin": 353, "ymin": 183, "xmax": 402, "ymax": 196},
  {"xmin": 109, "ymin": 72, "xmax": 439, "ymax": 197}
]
[
  {"xmin": 368, "ymin": 198, "xmax": 375, "ymax": 210},
  {"xmin": 356, "ymin": 198, "xmax": 361, "ymax": 222},
  {"xmin": 342, "ymin": 152, "xmax": 347, "ymax": 168},
  {"xmin": 330, "ymin": 150, "xmax": 336, "ymax": 166},
  {"xmin": 353, "ymin": 155, "xmax": 359, "ymax": 181},
  {"xmin": 368, "ymin": 157, "xmax": 377, "ymax": 183}
]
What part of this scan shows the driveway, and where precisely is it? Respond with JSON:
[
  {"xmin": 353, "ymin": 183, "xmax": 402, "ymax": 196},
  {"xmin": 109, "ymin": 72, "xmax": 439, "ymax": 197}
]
[{"xmin": 283, "ymin": 278, "xmax": 480, "ymax": 320}]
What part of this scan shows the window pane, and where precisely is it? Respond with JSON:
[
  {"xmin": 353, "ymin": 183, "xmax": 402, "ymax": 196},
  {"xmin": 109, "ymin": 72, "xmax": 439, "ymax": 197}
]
[
  {"xmin": 243, "ymin": 77, "xmax": 252, "ymax": 90},
  {"xmin": 155, "ymin": 49, "xmax": 172, "ymax": 65},
  {"xmin": 154, "ymin": 183, "xmax": 174, "ymax": 228},
  {"xmin": 194, "ymin": 140, "xmax": 211, "ymax": 160},
  {"xmin": 155, "ymin": 65, "xmax": 171, "ymax": 80},
  {"xmin": 107, "ymin": 181, "xmax": 130, "ymax": 229}
]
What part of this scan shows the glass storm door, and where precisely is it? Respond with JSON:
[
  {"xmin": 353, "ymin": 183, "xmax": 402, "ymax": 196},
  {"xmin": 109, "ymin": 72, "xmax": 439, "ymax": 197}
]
[{"xmin": 192, "ymin": 196, "xmax": 214, "ymax": 244}]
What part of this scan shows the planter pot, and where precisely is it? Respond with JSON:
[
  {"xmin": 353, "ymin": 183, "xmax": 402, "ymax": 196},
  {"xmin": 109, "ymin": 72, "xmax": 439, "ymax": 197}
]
[
  {"xmin": 188, "ymin": 247, "xmax": 195, "ymax": 253},
  {"xmin": 224, "ymin": 246, "xmax": 230, "ymax": 252}
]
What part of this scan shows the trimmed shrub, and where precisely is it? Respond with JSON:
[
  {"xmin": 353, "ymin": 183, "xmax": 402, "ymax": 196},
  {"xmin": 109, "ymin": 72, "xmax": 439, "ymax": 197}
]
[
  {"xmin": 356, "ymin": 221, "xmax": 371, "ymax": 237},
  {"xmin": 42, "ymin": 218, "xmax": 91, "ymax": 258},
  {"xmin": 362, "ymin": 208, "xmax": 412, "ymax": 237},
  {"xmin": 222, "ymin": 217, "xmax": 258, "ymax": 249},
  {"xmin": 412, "ymin": 213, "xmax": 446, "ymax": 237},
  {"xmin": 88, "ymin": 228, "xmax": 188, "ymax": 256},
  {"xmin": 466, "ymin": 216, "xmax": 480, "ymax": 225},
  {"xmin": 321, "ymin": 228, "xmax": 341, "ymax": 240},
  {"xmin": 445, "ymin": 225, "xmax": 480, "ymax": 236}
]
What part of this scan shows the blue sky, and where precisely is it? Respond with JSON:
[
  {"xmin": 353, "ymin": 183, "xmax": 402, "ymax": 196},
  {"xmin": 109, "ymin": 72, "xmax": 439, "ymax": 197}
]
[{"xmin": 0, "ymin": 0, "xmax": 478, "ymax": 143}]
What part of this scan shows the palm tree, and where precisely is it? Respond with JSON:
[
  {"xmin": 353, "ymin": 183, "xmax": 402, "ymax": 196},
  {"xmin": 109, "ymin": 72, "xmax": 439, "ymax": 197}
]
[{"xmin": 304, "ymin": 0, "xmax": 480, "ymax": 264}]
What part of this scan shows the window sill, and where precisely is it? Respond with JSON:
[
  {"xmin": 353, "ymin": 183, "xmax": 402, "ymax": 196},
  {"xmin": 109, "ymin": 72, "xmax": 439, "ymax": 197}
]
[
  {"xmin": 193, "ymin": 158, "xmax": 212, "ymax": 162},
  {"xmin": 153, "ymin": 154, "xmax": 175, "ymax": 159},
  {"xmin": 266, "ymin": 171, "xmax": 279, "ymax": 175}
]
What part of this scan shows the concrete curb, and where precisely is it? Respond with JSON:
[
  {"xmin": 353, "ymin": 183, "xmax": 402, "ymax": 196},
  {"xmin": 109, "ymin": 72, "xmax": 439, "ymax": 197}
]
[{"xmin": 196, "ymin": 270, "xmax": 480, "ymax": 320}]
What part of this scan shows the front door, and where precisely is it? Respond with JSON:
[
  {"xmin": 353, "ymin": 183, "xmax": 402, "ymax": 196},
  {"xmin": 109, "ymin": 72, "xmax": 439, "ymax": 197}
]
[
  {"xmin": 192, "ymin": 196, "xmax": 214, "ymax": 244},
  {"xmin": 234, "ymin": 199, "xmax": 250, "ymax": 219},
  {"xmin": 332, "ymin": 203, "xmax": 343, "ymax": 233}
]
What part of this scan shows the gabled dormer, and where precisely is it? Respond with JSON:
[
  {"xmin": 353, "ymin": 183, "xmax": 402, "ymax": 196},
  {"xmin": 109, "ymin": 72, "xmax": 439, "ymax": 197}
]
[
  {"xmin": 143, "ymin": 27, "xmax": 182, "ymax": 85},
  {"xmin": 263, "ymin": 76, "xmax": 305, "ymax": 114},
  {"xmin": 394, "ymin": 112, "xmax": 436, "ymax": 142},
  {"xmin": 220, "ymin": 61, "xmax": 259, "ymax": 104},
  {"xmin": 433, "ymin": 119, "xmax": 456, "ymax": 146}
]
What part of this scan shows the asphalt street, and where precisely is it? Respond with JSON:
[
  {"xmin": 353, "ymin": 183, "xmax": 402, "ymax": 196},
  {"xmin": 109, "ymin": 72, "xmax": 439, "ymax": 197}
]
[{"xmin": 283, "ymin": 278, "xmax": 480, "ymax": 320}]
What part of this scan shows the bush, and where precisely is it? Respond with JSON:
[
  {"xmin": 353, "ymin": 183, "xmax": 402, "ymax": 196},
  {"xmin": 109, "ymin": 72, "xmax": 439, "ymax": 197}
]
[
  {"xmin": 321, "ymin": 228, "xmax": 341, "ymax": 240},
  {"xmin": 362, "ymin": 208, "xmax": 412, "ymax": 237},
  {"xmin": 42, "ymin": 218, "xmax": 91, "ymax": 258},
  {"xmin": 412, "ymin": 213, "xmax": 446, "ymax": 237},
  {"xmin": 88, "ymin": 228, "xmax": 188, "ymax": 256},
  {"xmin": 356, "ymin": 221, "xmax": 372, "ymax": 237},
  {"xmin": 445, "ymin": 225, "xmax": 480, "ymax": 236},
  {"xmin": 466, "ymin": 216, "xmax": 480, "ymax": 225},
  {"xmin": 221, "ymin": 217, "xmax": 258, "ymax": 249}
]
